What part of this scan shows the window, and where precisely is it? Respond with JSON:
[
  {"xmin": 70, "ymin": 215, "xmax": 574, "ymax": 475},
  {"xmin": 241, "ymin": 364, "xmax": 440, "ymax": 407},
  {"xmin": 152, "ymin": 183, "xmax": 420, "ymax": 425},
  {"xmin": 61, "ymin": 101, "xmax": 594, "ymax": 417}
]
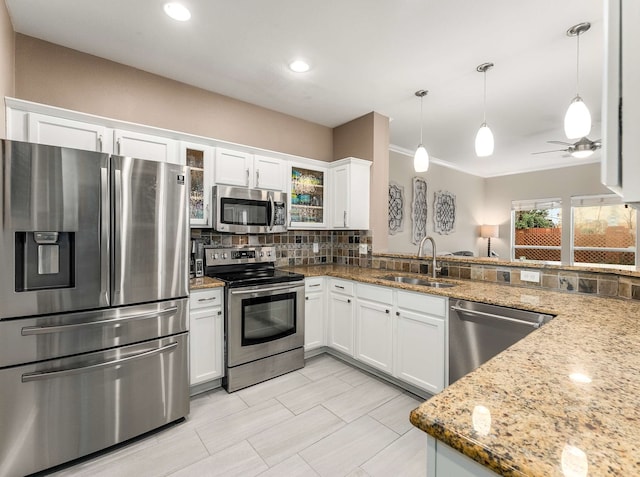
[
  {"xmin": 511, "ymin": 198, "xmax": 562, "ymax": 262},
  {"xmin": 571, "ymin": 195, "xmax": 637, "ymax": 268}
]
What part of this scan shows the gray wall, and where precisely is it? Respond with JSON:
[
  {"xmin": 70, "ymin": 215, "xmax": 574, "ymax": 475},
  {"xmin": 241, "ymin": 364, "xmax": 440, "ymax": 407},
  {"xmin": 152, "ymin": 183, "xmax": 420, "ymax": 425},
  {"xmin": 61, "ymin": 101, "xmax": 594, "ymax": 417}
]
[{"xmin": 388, "ymin": 150, "xmax": 486, "ymax": 255}]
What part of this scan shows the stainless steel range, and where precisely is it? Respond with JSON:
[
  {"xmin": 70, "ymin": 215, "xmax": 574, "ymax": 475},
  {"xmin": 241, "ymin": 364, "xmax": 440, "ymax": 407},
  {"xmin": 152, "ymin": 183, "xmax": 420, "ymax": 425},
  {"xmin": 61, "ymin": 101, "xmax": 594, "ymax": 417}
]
[
  {"xmin": 204, "ymin": 247, "xmax": 305, "ymax": 392},
  {"xmin": 0, "ymin": 140, "xmax": 189, "ymax": 477}
]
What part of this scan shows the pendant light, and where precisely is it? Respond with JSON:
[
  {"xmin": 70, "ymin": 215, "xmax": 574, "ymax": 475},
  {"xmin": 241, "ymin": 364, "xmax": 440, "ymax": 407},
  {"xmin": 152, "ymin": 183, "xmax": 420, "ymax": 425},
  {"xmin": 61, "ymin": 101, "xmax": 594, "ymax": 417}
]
[
  {"xmin": 475, "ymin": 62, "xmax": 494, "ymax": 157},
  {"xmin": 564, "ymin": 22, "xmax": 591, "ymax": 140},
  {"xmin": 414, "ymin": 90, "xmax": 429, "ymax": 172}
]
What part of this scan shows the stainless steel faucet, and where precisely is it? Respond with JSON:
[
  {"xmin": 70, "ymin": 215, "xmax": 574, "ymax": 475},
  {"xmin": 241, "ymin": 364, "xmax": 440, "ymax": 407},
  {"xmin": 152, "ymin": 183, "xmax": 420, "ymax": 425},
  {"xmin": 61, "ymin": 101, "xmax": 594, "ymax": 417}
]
[{"xmin": 417, "ymin": 235, "xmax": 439, "ymax": 278}]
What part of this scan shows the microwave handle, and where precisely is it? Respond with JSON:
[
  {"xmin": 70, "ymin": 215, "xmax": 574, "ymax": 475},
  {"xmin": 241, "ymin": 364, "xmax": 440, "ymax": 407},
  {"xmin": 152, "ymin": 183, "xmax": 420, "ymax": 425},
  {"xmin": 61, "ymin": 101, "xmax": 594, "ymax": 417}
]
[{"xmin": 268, "ymin": 192, "xmax": 275, "ymax": 231}]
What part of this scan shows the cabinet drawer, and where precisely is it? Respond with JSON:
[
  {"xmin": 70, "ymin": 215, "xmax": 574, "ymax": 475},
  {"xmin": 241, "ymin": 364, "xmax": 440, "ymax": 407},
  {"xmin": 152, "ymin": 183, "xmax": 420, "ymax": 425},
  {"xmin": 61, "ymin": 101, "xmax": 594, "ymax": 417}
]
[
  {"xmin": 357, "ymin": 283, "xmax": 393, "ymax": 304},
  {"xmin": 305, "ymin": 277, "xmax": 325, "ymax": 292},
  {"xmin": 190, "ymin": 289, "xmax": 223, "ymax": 310},
  {"xmin": 329, "ymin": 278, "xmax": 354, "ymax": 295},
  {"xmin": 397, "ymin": 290, "xmax": 446, "ymax": 318}
]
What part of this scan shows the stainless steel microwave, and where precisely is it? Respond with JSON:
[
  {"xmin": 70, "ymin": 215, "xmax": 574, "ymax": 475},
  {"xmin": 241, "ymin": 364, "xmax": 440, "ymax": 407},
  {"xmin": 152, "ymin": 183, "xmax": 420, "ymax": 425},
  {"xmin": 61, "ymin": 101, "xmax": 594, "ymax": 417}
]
[{"xmin": 212, "ymin": 185, "xmax": 288, "ymax": 234}]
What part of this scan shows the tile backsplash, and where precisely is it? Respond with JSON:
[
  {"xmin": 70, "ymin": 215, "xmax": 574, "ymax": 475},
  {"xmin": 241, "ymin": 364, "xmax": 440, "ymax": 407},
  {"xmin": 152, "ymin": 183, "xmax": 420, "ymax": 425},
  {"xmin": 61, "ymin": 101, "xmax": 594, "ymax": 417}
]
[{"xmin": 191, "ymin": 229, "xmax": 371, "ymax": 267}]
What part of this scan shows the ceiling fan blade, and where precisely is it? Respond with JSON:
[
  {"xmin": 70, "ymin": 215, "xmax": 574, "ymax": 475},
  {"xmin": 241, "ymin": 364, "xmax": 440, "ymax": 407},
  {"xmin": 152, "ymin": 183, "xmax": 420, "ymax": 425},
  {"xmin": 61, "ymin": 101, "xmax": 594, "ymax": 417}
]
[
  {"xmin": 547, "ymin": 140, "xmax": 573, "ymax": 146},
  {"xmin": 532, "ymin": 149, "xmax": 568, "ymax": 155}
]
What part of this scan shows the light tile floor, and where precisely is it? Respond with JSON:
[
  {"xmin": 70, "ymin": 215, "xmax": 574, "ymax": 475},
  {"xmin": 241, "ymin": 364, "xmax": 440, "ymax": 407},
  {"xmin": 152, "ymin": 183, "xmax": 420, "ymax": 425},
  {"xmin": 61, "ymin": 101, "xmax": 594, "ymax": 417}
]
[{"xmin": 47, "ymin": 355, "xmax": 427, "ymax": 477}]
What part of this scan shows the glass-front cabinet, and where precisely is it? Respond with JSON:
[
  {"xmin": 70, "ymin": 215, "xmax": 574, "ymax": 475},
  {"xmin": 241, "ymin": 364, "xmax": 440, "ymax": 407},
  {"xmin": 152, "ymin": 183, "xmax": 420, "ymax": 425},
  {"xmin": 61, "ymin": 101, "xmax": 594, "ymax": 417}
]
[
  {"xmin": 181, "ymin": 142, "xmax": 214, "ymax": 227},
  {"xmin": 289, "ymin": 163, "xmax": 328, "ymax": 228}
]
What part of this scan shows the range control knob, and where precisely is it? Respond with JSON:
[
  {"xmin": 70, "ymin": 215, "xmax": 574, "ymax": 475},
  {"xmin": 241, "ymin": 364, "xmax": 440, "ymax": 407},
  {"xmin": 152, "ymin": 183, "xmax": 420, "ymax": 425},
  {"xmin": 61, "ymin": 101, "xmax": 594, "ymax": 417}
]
[
  {"xmin": 213, "ymin": 253, "xmax": 219, "ymax": 260},
  {"xmin": 267, "ymin": 251, "xmax": 272, "ymax": 257},
  {"xmin": 221, "ymin": 253, "xmax": 228, "ymax": 259},
  {"xmin": 259, "ymin": 251, "xmax": 264, "ymax": 257}
]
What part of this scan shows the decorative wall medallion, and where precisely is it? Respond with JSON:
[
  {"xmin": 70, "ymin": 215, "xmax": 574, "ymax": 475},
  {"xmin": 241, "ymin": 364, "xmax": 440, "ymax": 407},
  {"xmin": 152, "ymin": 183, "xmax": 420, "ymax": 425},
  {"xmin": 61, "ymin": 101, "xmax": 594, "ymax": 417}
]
[
  {"xmin": 434, "ymin": 190, "xmax": 456, "ymax": 235},
  {"xmin": 411, "ymin": 177, "xmax": 428, "ymax": 244},
  {"xmin": 388, "ymin": 182, "xmax": 404, "ymax": 235}
]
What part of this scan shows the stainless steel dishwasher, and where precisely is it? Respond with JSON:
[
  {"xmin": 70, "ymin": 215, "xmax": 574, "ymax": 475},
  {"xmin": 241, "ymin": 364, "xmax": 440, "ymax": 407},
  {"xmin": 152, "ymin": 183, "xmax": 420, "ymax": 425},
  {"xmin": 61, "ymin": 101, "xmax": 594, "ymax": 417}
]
[{"xmin": 448, "ymin": 300, "xmax": 554, "ymax": 385}]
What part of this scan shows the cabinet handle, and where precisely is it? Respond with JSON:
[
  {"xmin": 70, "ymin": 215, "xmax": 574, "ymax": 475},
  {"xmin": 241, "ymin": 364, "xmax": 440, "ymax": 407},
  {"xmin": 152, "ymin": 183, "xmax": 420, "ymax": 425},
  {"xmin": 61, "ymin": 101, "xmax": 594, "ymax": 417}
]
[
  {"xmin": 308, "ymin": 283, "xmax": 321, "ymax": 288},
  {"xmin": 343, "ymin": 211, "xmax": 347, "ymax": 227},
  {"xmin": 116, "ymin": 138, "xmax": 121, "ymax": 155},
  {"xmin": 98, "ymin": 135, "xmax": 103, "ymax": 152},
  {"xmin": 217, "ymin": 311, "xmax": 222, "ymax": 315},
  {"xmin": 385, "ymin": 309, "xmax": 390, "ymax": 314},
  {"xmin": 347, "ymin": 299, "xmax": 351, "ymax": 303},
  {"xmin": 246, "ymin": 168, "xmax": 250, "ymax": 186},
  {"xmin": 396, "ymin": 311, "xmax": 400, "ymax": 316},
  {"xmin": 335, "ymin": 285, "xmax": 345, "ymax": 289},
  {"xmin": 197, "ymin": 297, "xmax": 217, "ymax": 302},
  {"xmin": 305, "ymin": 296, "xmax": 309, "ymax": 300},
  {"xmin": 256, "ymin": 169, "xmax": 260, "ymax": 187}
]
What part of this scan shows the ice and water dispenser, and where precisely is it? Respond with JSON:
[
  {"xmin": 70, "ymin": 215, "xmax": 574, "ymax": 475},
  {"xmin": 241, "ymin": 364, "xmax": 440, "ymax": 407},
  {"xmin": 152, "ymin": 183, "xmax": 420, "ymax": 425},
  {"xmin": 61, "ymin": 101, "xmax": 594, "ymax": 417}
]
[{"xmin": 15, "ymin": 231, "xmax": 75, "ymax": 292}]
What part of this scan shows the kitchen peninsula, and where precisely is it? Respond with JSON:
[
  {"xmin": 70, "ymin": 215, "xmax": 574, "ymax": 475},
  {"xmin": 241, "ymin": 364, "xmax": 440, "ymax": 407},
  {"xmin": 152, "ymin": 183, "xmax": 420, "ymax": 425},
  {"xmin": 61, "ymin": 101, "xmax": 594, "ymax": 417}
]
[{"xmin": 272, "ymin": 262, "xmax": 640, "ymax": 476}]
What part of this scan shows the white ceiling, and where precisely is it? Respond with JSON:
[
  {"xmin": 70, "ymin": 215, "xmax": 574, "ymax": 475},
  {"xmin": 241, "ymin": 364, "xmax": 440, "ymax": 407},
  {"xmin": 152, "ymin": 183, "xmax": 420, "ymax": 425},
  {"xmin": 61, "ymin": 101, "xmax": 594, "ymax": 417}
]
[{"xmin": 5, "ymin": 0, "xmax": 605, "ymax": 177}]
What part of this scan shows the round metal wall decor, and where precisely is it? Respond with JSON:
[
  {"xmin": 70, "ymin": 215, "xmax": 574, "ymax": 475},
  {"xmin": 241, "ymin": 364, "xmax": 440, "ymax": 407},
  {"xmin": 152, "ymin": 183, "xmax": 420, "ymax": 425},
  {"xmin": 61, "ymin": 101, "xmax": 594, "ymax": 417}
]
[
  {"xmin": 388, "ymin": 182, "xmax": 404, "ymax": 235},
  {"xmin": 434, "ymin": 190, "xmax": 456, "ymax": 235}
]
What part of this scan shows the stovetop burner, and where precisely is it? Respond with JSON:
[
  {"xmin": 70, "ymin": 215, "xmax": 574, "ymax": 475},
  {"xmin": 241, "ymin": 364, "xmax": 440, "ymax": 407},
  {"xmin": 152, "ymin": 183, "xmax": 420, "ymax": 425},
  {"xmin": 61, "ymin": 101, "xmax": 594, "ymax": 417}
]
[{"xmin": 203, "ymin": 247, "xmax": 304, "ymax": 288}]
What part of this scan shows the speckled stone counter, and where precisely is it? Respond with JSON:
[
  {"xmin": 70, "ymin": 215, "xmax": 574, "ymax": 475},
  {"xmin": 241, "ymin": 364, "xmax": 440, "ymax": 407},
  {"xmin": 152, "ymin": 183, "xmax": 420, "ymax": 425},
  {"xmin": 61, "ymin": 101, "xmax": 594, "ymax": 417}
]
[
  {"xmin": 285, "ymin": 264, "xmax": 640, "ymax": 476},
  {"xmin": 189, "ymin": 276, "xmax": 224, "ymax": 290}
]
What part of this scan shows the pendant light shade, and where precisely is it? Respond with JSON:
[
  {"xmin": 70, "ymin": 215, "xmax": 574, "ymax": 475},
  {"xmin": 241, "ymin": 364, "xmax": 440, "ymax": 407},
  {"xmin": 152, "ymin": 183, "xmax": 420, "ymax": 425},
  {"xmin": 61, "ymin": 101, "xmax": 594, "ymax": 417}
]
[
  {"xmin": 413, "ymin": 90, "xmax": 429, "ymax": 172},
  {"xmin": 564, "ymin": 23, "xmax": 591, "ymax": 140},
  {"xmin": 475, "ymin": 62, "xmax": 494, "ymax": 157},
  {"xmin": 414, "ymin": 145, "xmax": 429, "ymax": 172},
  {"xmin": 564, "ymin": 95, "xmax": 591, "ymax": 139},
  {"xmin": 475, "ymin": 123, "xmax": 494, "ymax": 157}
]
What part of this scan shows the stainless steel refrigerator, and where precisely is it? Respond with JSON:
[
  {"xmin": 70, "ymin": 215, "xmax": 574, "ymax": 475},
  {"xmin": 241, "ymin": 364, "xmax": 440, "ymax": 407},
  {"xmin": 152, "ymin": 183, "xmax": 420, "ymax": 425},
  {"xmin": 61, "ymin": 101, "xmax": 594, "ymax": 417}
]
[{"xmin": 0, "ymin": 140, "xmax": 190, "ymax": 477}]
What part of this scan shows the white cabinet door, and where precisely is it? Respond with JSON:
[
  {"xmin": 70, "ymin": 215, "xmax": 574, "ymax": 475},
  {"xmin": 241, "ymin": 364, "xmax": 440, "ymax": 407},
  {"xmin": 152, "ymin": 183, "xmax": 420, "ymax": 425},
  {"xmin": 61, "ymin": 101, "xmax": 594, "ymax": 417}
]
[
  {"xmin": 214, "ymin": 147, "xmax": 253, "ymax": 187},
  {"xmin": 356, "ymin": 298, "xmax": 393, "ymax": 373},
  {"xmin": 27, "ymin": 113, "xmax": 108, "ymax": 152},
  {"xmin": 114, "ymin": 129, "xmax": 178, "ymax": 163},
  {"xmin": 254, "ymin": 154, "xmax": 285, "ymax": 191},
  {"xmin": 395, "ymin": 308, "xmax": 445, "ymax": 394},
  {"xmin": 330, "ymin": 158, "xmax": 371, "ymax": 230},
  {"xmin": 305, "ymin": 291, "xmax": 325, "ymax": 351},
  {"xmin": 189, "ymin": 289, "xmax": 224, "ymax": 386},
  {"xmin": 289, "ymin": 163, "xmax": 328, "ymax": 228},
  {"xmin": 181, "ymin": 142, "xmax": 214, "ymax": 227},
  {"xmin": 328, "ymin": 292, "xmax": 354, "ymax": 356}
]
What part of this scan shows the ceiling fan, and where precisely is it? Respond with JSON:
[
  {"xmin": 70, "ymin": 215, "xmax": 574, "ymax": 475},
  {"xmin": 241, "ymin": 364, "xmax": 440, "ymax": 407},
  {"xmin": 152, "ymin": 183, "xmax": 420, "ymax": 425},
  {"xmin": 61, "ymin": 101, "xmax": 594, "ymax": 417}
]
[{"xmin": 532, "ymin": 137, "xmax": 601, "ymax": 159}]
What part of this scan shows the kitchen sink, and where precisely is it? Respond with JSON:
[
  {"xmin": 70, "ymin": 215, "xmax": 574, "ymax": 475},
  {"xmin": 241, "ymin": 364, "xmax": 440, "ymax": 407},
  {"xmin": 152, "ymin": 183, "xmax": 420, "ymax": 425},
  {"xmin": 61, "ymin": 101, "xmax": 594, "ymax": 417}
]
[{"xmin": 378, "ymin": 275, "xmax": 456, "ymax": 288}]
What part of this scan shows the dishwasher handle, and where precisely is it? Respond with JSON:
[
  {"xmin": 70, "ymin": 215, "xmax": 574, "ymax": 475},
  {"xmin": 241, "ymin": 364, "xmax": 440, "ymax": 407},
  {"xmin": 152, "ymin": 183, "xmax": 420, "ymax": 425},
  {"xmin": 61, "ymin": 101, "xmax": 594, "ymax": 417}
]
[{"xmin": 451, "ymin": 302, "xmax": 546, "ymax": 329}]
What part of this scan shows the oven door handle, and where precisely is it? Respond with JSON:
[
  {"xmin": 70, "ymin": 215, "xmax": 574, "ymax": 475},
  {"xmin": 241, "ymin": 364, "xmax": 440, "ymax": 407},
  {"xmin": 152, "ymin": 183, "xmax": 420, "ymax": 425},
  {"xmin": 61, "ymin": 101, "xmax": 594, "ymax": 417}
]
[{"xmin": 230, "ymin": 283, "xmax": 303, "ymax": 295}]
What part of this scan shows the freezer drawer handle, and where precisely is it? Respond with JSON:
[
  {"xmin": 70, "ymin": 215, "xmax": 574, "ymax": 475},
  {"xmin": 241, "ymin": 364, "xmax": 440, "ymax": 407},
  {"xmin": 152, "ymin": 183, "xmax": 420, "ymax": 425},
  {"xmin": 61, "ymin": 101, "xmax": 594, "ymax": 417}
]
[
  {"xmin": 451, "ymin": 302, "xmax": 544, "ymax": 329},
  {"xmin": 21, "ymin": 341, "xmax": 179, "ymax": 383},
  {"xmin": 21, "ymin": 306, "xmax": 179, "ymax": 336}
]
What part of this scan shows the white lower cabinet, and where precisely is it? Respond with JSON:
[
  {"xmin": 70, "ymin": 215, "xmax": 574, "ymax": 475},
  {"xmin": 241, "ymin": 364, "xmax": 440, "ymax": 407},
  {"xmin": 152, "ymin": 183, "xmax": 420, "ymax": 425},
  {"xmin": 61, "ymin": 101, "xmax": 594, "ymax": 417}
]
[
  {"xmin": 327, "ymin": 279, "xmax": 355, "ymax": 356},
  {"xmin": 355, "ymin": 284, "xmax": 393, "ymax": 373},
  {"xmin": 189, "ymin": 288, "xmax": 224, "ymax": 386},
  {"xmin": 394, "ymin": 290, "xmax": 446, "ymax": 394},
  {"xmin": 304, "ymin": 277, "xmax": 325, "ymax": 351}
]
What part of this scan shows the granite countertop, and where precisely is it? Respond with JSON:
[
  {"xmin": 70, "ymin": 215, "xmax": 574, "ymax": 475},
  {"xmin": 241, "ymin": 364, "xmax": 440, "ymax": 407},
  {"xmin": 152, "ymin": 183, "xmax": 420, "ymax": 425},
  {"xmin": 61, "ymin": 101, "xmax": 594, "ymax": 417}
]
[
  {"xmin": 189, "ymin": 276, "xmax": 225, "ymax": 290},
  {"xmin": 284, "ymin": 264, "xmax": 640, "ymax": 476}
]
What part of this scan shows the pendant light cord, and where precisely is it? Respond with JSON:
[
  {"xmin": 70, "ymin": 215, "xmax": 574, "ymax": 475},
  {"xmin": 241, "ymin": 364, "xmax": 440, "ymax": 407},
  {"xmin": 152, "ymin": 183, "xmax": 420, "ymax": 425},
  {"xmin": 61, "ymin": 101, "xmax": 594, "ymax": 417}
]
[
  {"xmin": 483, "ymin": 69, "xmax": 487, "ymax": 124},
  {"xmin": 575, "ymin": 32, "xmax": 580, "ymax": 96},
  {"xmin": 419, "ymin": 95, "xmax": 424, "ymax": 145}
]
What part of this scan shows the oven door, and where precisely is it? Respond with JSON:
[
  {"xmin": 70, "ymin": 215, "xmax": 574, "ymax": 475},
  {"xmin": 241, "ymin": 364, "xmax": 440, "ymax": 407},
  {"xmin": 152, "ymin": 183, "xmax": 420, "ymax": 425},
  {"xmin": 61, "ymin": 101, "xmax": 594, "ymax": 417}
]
[{"xmin": 226, "ymin": 281, "xmax": 304, "ymax": 367}]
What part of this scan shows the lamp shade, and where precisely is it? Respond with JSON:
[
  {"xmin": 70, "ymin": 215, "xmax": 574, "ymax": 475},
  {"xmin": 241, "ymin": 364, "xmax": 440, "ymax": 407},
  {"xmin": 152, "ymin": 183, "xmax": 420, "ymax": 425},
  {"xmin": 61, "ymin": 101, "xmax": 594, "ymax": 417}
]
[
  {"xmin": 564, "ymin": 96, "xmax": 591, "ymax": 139},
  {"xmin": 480, "ymin": 224, "xmax": 499, "ymax": 238},
  {"xmin": 475, "ymin": 123, "xmax": 494, "ymax": 157},
  {"xmin": 414, "ymin": 145, "xmax": 429, "ymax": 172}
]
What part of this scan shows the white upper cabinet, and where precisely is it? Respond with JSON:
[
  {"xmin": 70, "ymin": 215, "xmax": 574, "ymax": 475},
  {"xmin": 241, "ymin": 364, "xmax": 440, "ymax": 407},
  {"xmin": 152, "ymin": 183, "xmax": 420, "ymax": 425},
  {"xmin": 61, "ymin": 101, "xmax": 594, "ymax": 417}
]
[
  {"xmin": 114, "ymin": 129, "xmax": 178, "ymax": 163},
  {"xmin": 27, "ymin": 113, "xmax": 109, "ymax": 152},
  {"xmin": 289, "ymin": 162, "xmax": 328, "ymax": 229},
  {"xmin": 214, "ymin": 148, "xmax": 285, "ymax": 190},
  {"xmin": 180, "ymin": 141, "xmax": 214, "ymax": 227},
  {"xmin": 253, "ymin": 154, "xmax": 286, "ymax": 191},
  {"xmin": 330, "ymin": 157, "xmax": 371, "ymax": 230},
  {"xmin": 602, "ymin": 0, "xmax": 640, "ymax": 206}
]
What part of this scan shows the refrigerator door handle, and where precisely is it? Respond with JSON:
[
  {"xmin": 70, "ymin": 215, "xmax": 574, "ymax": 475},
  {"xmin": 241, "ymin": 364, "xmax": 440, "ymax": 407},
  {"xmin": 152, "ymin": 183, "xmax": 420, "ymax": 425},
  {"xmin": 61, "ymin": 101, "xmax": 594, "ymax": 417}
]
[
  {"xmin": 100, "ymin": 164, "xmax": 110, "ymax": 304},
  {"xmin": 113, "ymin": 166, "xmax": 123, "ymax": 297},
  {"xmin": 21, "ymin": 341, "xmax": 179, "ymax": 382},
  {"xmin": 21, "ymin": 306, "xmax": 179, "ymax": 336}
]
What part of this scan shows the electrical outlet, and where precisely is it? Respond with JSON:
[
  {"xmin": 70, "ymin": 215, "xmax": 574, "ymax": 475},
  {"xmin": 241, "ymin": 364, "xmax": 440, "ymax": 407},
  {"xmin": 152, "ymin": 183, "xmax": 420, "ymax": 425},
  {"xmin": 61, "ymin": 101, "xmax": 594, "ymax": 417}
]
[
  {"xmin": 521, "ymin": 270, "xmax": 540, "ymax": 283},
  {"xmin": 312, "ymin": 242, "xmax": 319, "ymax": 253},
  {"xmin": 359, "ymin": 244, "xmax": 368, "ymax": 255}
]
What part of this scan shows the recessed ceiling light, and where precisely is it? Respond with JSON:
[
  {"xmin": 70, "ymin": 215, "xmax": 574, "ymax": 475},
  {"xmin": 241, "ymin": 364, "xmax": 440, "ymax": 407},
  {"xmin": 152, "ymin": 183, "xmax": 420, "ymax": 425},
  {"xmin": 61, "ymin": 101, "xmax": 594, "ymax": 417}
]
[
  {"xmin": 289, "ymin": 60, "xmax": 310, "ymax": 73},
  {"xmin": 164, "ymin": 3, "xmax": 191, "ymax": 22}
]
